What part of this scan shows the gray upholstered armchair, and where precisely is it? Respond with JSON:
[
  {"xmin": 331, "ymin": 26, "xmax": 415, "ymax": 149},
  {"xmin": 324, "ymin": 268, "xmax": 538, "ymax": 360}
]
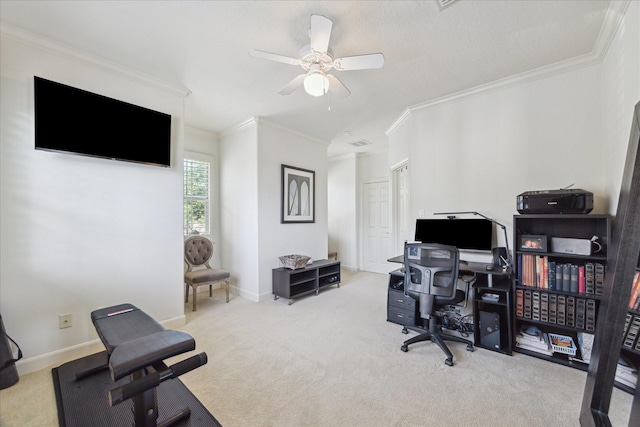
[{"xmin": 184, "ymin": 236, "xmax": 230, "ymax": 311}]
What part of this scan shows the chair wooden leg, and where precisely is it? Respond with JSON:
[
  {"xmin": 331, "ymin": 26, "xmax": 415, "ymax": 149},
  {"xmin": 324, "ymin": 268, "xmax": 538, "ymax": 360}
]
[
  {"xmin": 225, "ymin": 278, "xmax": 230, "ymax": 303},
  {"xmin": 192, "ymin": 286, "xmax": 197, "ymax": 311},
  {"xmin": 185, "ymin": 283, "xmax": 189, "ymax": 303},
  {"xmin": 209, "ymin": 285, "xmax": 213, "ymax": 297}
]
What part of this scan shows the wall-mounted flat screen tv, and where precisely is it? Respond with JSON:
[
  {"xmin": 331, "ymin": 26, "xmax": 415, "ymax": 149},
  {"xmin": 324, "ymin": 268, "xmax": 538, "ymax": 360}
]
[
  {"xmin": 414, "ymin": 218, "xmax": 493, "ymax": 251},
  {"xmin": 34, "ymin": 76, "xmax": 172, "ymax": 167}
]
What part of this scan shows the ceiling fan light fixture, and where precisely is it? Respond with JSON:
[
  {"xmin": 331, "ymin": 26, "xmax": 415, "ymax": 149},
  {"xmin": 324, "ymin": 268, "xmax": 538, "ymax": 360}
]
[{"xmin": 303, "ymin": 71, "xmax": 329, "ymax": 97}]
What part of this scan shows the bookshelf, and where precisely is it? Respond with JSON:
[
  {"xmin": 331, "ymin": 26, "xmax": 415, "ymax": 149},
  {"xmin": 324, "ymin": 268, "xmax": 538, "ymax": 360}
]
[
  {"xmin": 513, "ymin": 214, "xmax": 611, "ymax": 372},
  {"xmin": 619, "ymin": 260, "xmax": 640, "ymax": 393}
]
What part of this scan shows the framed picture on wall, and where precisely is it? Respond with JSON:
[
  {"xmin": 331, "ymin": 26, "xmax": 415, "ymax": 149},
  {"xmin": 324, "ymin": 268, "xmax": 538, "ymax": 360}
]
[{"xmin": 281, "ymin": 164, "xmax": 315, "ymax": 223}]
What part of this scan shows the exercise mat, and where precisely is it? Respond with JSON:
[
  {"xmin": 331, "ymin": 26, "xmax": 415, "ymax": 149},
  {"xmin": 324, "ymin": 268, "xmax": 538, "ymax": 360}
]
[{"xmin": 52, "ymin": 351, "xmax": 221, "ymax": 427}]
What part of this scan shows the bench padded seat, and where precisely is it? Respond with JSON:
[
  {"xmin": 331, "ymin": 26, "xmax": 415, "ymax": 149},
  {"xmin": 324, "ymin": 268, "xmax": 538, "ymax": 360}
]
[{"xmin": 91, "ymin": 304, "xmax": 194, "ymax": 381}]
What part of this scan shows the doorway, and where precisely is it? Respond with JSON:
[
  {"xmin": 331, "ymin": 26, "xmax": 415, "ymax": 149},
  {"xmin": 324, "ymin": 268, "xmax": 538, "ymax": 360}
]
[{"xmin": 361, "ymin": 181, "xmax": 391, "ymax": 274}]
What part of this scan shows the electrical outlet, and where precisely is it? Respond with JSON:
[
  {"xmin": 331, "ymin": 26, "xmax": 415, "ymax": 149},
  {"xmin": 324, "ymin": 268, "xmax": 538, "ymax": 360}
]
[
  {"xmin": 59, "ymin": 313, "xmax": 72, "ymax": 329},
  {"xmin": 418, "ymin": 209, "xmax": 425, "ymax": 218}
]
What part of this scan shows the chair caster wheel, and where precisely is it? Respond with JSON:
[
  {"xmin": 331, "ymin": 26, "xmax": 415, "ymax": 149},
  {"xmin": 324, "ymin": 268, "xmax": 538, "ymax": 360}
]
[
  {"xmin": 466, "ymin": 344, "xmax": 474, "ymax": 352},
  {"xmin": 401, "ymin": 345, "xmax": 408, "ymax": 352},
  {"xmin": 445, "ymin": 359, "xmax": 453, "ymax": 366},
  {"xmin": 401, "ymin": 328, "xmax": 408, "ymax": 335}
]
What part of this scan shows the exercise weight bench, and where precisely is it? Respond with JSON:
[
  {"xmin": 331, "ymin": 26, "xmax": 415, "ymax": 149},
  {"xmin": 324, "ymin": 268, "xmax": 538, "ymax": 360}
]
[{"xmin": 86, "ymin": 303, "xmax": 209, "ymax": 427}]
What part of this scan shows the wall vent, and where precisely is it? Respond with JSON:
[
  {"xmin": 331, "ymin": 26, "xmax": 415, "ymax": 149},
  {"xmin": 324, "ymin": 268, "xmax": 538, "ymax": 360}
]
[
  {"xmin": 436, "ymin": 0, "xmax": 458, "ymax": 11},
  {"xmin": 348, "ymin": 139, "xmax": 372, "ymax": 147}
]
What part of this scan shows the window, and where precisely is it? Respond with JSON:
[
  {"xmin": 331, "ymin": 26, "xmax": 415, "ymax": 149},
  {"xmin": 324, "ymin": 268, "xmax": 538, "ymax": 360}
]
[{"xmin": 183, "ymin": 157, "xmax": 210, "ymax": 235}]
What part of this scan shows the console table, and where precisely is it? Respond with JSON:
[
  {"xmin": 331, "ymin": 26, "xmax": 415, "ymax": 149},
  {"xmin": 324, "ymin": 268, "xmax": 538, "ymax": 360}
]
[{"xmin": 272, "ymin": 260, "xmax": 341, "ymax": 304}]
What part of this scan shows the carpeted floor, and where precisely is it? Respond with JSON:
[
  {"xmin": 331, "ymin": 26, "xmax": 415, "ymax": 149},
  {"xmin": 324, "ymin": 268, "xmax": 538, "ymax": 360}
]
[
  {"xmin": 0, "ymin": 270, "xmax": 634, "ymax": 426},
  {"xmin": 52, "ymin": 351, "xmax": 221, "ymax": 426}
]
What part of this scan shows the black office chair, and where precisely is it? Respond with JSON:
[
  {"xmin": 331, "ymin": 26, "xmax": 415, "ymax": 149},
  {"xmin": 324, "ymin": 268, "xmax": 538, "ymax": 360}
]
[{"xmin": 400, "ymin": 243, "xmax": 474, "ymax": 366}]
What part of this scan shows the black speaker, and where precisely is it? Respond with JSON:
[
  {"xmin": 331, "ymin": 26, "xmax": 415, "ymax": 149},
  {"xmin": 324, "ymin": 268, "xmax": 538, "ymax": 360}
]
[
  {"xmin": 479, "ymin": 311, "xmax": 501, "ymax": 350},
  {"xmin": 492, "ymin": 247, "xmax": 507, "ymax": 266}
]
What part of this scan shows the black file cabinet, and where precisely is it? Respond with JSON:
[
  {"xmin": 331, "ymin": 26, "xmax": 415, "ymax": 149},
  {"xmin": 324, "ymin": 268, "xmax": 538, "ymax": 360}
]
[
  {"xmin": 387, "ymin": 269, "xmax": 419, "ymax": 327},
  {"xmin": 473, "ymin": 275, "xmax": 513, "ymax": 355}
]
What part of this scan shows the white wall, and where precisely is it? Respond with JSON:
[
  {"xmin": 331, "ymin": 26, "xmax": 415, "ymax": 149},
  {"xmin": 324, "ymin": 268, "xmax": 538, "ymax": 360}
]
[
  {"xmin": 257, "ymin": 121, "xmax": 329, "ymax": 300},
  {"xmin": 601, "ymin": 0, "xmax": 640, "ymax": 214},
  {"xmin": 328, "ymin": 154, "xmax": 357, "ymax": 270},
  {"xmin": 387, "ymin": 1, "xmax": 639, "ymax": 262},
  {"xmin": 0, "ymin": 30, "xmax": 189, "ymax": 373},
  {"xmin": 219, "ymin": 119, "xmax": 329, "ymax": 302},
  {"xmin": 219, "ymin": 120, "xmax": 259, "ymax": 300}
]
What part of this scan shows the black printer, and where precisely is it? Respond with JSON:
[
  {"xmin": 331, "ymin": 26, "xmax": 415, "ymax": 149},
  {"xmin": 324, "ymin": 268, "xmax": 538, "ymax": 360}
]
[{"xmin": 517, "ymin": 189, "xmax": 593, "ymax": 214}]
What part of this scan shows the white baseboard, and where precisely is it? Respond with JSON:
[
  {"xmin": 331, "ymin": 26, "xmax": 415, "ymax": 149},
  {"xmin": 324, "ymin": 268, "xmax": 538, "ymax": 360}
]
[{"xmin": 15, "ymin": 314, "xmax": 186, "ymax": 376}]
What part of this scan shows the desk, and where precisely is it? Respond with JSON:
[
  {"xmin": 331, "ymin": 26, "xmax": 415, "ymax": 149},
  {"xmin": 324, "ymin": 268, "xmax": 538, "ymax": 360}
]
[
  {"xmin": 387, "ymin": 254, "xmax": 511, "ymax": 280},
  {"xmin": 387, "ymin": 255, "xmax": 513, "ymax": 354}
]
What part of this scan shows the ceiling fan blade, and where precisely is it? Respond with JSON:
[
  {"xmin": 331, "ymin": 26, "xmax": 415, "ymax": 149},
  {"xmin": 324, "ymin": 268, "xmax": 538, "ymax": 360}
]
[
  {"xmin": 278, "ymin": 74, "xmax": 306, "ymax": 95},
  {"xmin": 327, "ymin": 74, "xmax": 351, "ymax": 98},
  {"xmin": 249, "ymin": 49, "xmax": 300, "ymax": 66},
  {"xmin": 333, "ymin": 53, "xmax": 384, "ymax": 71},
  {"xmin": 309, "ymin": 14, "xmax": 332, "ymax": 54}
]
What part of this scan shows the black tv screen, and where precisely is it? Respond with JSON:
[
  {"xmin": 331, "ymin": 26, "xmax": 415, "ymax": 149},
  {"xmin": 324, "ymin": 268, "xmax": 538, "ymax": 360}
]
[
  {"xmin": 34, "ymin": 76, "xmax": 171, "ymax": 167},
  {"xmin": 414, "ymin": 218, "xmax": 493, "ymax": 251}
]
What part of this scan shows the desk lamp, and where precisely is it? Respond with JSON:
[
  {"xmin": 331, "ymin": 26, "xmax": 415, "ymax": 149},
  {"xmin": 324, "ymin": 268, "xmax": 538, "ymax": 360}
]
[{"xmin": 433, "ymin": 211, "xmax": 512, "ymax": 270}]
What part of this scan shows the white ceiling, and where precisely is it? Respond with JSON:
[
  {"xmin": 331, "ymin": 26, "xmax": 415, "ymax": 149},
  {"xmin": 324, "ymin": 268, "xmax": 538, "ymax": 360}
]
[{"xmin": 0, "ymin": 1, "xmax": 614, "ymax": 157}]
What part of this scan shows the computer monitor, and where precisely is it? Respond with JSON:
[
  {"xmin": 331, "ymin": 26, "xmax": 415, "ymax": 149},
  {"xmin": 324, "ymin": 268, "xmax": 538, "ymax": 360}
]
[{"xmin": 414, "ymin": 218, "xmax": 493, "ymax": 251}]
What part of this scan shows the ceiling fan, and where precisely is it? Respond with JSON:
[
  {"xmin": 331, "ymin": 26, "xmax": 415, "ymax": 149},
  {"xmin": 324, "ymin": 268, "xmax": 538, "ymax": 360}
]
[{"xmin": 249, "ymin": 14, "xmax": 384, "ymax": 97}]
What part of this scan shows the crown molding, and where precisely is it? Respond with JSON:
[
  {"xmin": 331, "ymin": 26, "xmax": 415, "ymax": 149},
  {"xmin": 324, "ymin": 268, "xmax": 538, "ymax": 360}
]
[
  {"xmin": 219, "ymin": 117, "xmax": 257, "ymax": 138},
  {"xmin": 328, "ymin": 152, "xmax": 357, "ymax": 162},
  {"xmin": 0, "ymin": 21, "xmax": 191, "ymax": 98},
  {"xmin": 385, "ymin": 107, "xmax": 412, "ymax": 136},
  {"xmin": 385, "ymin": 0, "xmax": 631, "ymax": 136},
  {"xmin": 256, "ymin": 117, "xmax": 329, "ymax": 146}
]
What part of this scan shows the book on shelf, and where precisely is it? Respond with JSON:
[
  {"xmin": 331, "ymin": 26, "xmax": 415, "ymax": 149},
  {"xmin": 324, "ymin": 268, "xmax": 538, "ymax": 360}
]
[
  {"xmin": 595, "ymin": 263, "xmax": 605, "ymax": 296},
  {"xmin": 623, "ymin": 313, "xmax": 632, "ymax": 338},
  {"xmin": 540, "ymin": 292, "xmax": 549, "ymax": 323},
  {"xmin": 570, "ymin": 264, "xmax": 579, "ymax": 293},
  {"xmin": 557, "ymin": 295, "xmax": 566, "ymax": 326},
  {"xmin": 615, "ymin": 367, "xmax": 638, "ymax": 389},
  {"xmin": 524, "ymin": 289, "xmax": 532, "ymax": 319},
  {"xmin": 562, "ymin": 264, "xmax": 571, "ymax": 292},
  {"xmin": 516, "ymin": 289, "xmax": 524, "ymax": 317},
  {"xmin": 548, "ymin": 260, "xmax": 556, "ymax": 290},
  {"xmin": 629, "ymin": 270, "xmax": 640, "ymax": 310},
  {"xmin": 515, "ymin": 326, "xmax": 552, "ymax": 356},
  {"xmin": 578, "ymin": 265, "xmax": 585, "ymax": 294},
  {"xmin": 549, "ymin": 294, "xmax": 557, "ymax": 324},
  {"xmin": 557, "ymin": 263, "xmax": 564, "ymax": 292},
  {"xmin": 586, "ymin": 299, "xmax": 596, "ymax": 332},
  {"xmin": 623, "ymin": 314, "xmax": 640, "ymax": 349},
  {"xmin": 575, "ymin": 298, "xmax": 586, "ymax": 330},
  {"xmin": 585, "ymin": 262, "xmax": 595, "ymax": 294},
  {"xmin": 615, "ymin": 356, "xmax": 638, "ymax": 389},
  {"xmin": 569, "ymin": 332, "xmax": 594, "ymax": 364},
  {"xmin": 532, "ymin": 291, "xmax": 540, "ymax": 320},
  {"xmin": 517, "ymin": 255, "xmax": 605, "ymax": 296},
  {"xmin": 566, "ymin": 296, "xmax": 575, "ymax": 328}
]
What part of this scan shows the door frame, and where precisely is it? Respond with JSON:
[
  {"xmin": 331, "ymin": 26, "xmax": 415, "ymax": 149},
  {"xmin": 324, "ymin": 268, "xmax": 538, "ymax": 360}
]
[{"xmin": 391, "ymin": 158, "xmax": 410, "ymax": 257}]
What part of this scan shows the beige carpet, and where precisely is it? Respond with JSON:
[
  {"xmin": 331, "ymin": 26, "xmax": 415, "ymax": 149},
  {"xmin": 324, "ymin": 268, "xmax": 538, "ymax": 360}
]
[{"xmin": 0, "ymin": 270, "xmax": 633, "ymax": 426}]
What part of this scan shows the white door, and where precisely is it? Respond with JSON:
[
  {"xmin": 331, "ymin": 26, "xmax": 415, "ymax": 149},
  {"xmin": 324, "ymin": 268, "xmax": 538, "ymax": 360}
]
[{"xmin": 362, "ymin": 181, "xmax": 391, "ymax": 274}]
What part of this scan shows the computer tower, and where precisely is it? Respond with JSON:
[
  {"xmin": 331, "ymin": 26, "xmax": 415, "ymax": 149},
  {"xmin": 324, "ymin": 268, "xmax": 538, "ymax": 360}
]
[{"xmin": 480, "ymin": 311, "xmax": 501, "ymax": 350}]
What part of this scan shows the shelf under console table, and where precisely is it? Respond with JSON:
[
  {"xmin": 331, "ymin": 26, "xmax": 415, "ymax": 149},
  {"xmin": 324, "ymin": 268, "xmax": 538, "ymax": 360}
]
[{"xmin": 272, "ymin": 259, "xmax": 341, "ymax": 305}]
